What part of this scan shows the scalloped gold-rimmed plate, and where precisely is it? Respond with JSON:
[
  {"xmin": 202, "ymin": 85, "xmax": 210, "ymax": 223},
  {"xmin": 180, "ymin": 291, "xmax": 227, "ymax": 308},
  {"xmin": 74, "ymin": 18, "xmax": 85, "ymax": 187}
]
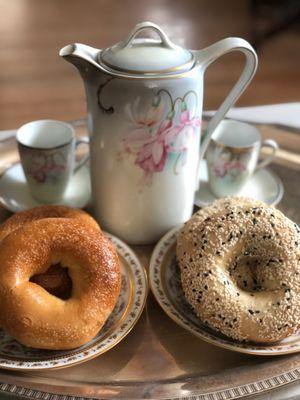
[
  {"xmin": 0, "ymin": 232, "xmax": 148, "ymax": 370},
  {"xmin": 150, "ymin": 226, "xmax": 300, "ymax": 356}
]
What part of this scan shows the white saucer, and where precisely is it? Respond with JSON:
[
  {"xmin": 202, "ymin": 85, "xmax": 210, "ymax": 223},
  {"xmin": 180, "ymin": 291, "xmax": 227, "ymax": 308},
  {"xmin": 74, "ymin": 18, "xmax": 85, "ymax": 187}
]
[
  {"xmin": 0, "ymin": 163, "xmax": 91, "ymax": 212},
  {"xmin": 195, "ymin": 160, "xmax": 284, "ymax": 207}
]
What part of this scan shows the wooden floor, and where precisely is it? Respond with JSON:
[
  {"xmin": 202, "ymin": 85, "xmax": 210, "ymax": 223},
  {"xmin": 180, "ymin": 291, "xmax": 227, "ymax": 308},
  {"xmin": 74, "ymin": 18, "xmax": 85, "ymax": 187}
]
[{"xmin": 0, "ymin": 0, "xmax": 299, "ymax": 130}]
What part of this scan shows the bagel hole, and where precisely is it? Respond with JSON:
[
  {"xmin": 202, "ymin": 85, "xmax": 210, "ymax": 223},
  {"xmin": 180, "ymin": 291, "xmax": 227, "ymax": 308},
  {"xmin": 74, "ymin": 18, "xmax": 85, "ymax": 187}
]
[
  {"xmin": 231, "ymin": 255, "xmax": 266, "ymax": 293},
  {"xmin": 30, "ymin": 263, "xmax": 72, "ymax": 300}
]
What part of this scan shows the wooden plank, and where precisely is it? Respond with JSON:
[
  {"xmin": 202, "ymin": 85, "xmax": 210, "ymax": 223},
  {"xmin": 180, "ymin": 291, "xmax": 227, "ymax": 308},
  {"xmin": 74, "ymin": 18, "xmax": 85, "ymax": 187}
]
[{"xmin": 0, "ymin": 0, "xmax": 299, "ymax": 129}]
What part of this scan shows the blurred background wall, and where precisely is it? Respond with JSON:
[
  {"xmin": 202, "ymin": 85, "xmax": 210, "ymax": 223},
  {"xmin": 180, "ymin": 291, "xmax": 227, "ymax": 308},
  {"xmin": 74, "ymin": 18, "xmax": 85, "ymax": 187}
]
[{"xmin": 0, "ymin": 0, "xmax": 299, "ymax": 129}]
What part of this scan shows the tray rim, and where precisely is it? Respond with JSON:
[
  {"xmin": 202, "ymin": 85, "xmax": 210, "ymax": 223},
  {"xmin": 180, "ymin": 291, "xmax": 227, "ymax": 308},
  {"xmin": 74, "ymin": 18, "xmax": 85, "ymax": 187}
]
[{"xmin": 0, "ymin": 366, "xmax": 299, "ymax": 400}]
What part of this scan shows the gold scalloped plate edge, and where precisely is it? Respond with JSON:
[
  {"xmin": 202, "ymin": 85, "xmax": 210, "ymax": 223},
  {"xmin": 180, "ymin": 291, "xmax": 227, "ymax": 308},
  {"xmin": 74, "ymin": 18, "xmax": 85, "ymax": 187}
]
[
  {"xmin": 0, "ymin": 232, "xmax": 148, "ymax": 371},
  {"xmin": 149, "ymin": 226, "xmax": 300, "ymax": 356}
]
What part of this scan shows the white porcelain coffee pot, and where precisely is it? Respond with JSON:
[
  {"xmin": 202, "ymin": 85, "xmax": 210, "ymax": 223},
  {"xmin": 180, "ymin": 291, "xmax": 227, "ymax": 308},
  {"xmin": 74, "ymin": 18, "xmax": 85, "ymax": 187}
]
[{"xmin": 60, "ymin": 21, "xmax": 257, "ymax": 244}]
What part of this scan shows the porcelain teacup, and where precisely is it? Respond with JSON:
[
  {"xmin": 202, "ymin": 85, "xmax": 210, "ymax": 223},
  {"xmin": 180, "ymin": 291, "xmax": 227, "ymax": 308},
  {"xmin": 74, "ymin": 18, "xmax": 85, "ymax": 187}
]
[
  {"xmin": 206, "ymin": 120, "xmax": 278, "ymax": 198},
  {"xmin": 17, "ymin": 120, "xmax": 89, "ymax": 203}
]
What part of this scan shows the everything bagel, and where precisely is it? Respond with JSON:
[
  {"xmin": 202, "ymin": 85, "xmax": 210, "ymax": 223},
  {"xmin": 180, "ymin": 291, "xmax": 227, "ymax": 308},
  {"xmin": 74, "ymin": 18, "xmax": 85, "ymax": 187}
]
[
  {"xmin": 0, "ymin": 218, "xmax": 121, "ymax": 350},
  {"xmin": 177, "ymin": 197, "xmax": 300, "ymax": 343}
]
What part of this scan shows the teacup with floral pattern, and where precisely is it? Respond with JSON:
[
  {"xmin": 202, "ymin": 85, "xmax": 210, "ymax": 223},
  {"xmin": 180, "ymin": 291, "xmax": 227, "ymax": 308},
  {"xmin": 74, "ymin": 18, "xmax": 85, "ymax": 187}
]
[
  {"xmin": 17, "ymin": 120, "xmax": 88, "ymax": 203},
  {"xmin": 206, "ymin": 120, "xmax": 278, "ymax": 198}
]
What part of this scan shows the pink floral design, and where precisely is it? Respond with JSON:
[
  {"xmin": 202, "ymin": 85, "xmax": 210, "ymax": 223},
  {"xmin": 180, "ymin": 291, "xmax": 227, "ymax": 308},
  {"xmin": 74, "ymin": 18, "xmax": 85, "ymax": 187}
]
[
  {"xmin": 162, "ymin": 110, "xmax": 201, "ymax": 152},
  {"xmin": 213, "ymin": 160, "xmax": 246, "ymax": 179},
  {"xmin": 27, "ymin": 152, "xmax": 66, "ymax": 183},
  {"xmin": 122, "ymin": 91, "xmax": 200, "ymax": 185}
]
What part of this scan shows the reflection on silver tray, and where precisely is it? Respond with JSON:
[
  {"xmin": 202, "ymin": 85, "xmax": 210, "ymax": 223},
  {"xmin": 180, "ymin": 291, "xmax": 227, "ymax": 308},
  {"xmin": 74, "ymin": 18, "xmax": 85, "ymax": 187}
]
[{"xmin": 150, "ymin": 226, "xmax": 300, "ymax": 356}]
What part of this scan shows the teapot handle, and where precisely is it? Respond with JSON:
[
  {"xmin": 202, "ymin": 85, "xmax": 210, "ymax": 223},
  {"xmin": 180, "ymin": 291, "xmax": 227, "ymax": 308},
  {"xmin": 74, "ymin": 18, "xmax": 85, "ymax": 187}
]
[{"xmin": 197, "ymin": 38, "xmax": 258, "ymax": 163}]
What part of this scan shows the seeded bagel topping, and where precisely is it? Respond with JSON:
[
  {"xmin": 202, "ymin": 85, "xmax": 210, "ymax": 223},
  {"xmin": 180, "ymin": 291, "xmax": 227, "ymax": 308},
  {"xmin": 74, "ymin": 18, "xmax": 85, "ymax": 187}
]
[{"xmin": 177, "ymin": 197, "xmax": 300, "ymax": 343}]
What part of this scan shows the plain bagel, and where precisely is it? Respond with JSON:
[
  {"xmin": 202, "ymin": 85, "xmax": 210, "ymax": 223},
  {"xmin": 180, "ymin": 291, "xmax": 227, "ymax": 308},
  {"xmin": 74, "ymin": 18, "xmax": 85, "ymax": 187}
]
[
  {"xmin": 0, "ymin": 218, "xmax": 121, "ymax": 350},
  {"xmin": 177, "ymin": 197, "xmax": 300, "ymax": 343},
  {"xmin": 0, "ymin": 205, "xmax": 100, "ymax": 241},
  {"xmin": 0, "ymin": 205, "xmax": 101, "ymax": 297}
]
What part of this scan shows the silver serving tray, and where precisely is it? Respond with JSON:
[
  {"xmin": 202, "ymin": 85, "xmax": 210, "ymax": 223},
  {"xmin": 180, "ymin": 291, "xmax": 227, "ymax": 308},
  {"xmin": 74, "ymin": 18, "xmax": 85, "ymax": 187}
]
[{"xmin": 0, "ymin": 122, "xmax": 299, "ymax": 399}]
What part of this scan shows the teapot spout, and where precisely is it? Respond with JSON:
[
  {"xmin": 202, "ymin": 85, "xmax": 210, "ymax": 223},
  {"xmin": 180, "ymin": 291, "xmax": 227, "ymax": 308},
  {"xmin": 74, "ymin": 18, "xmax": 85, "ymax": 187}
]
[{"xmin": 59, "ymin": 43, "xmax": 102, "ymax": 73}]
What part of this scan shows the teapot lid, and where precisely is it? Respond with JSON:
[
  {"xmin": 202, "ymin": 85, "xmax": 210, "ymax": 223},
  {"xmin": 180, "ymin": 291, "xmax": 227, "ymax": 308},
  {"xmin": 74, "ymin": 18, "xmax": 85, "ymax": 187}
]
[{"xmin": 99, "ymin": 22, "xmax": 194, "ymax": 75}]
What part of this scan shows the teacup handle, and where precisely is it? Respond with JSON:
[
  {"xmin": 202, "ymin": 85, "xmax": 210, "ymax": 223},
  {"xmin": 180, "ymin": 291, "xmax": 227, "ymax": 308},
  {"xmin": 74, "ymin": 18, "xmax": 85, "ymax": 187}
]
[
  {"xmin": 255, "ymin": 139, "xmax": 278, "ymax": 171},
  {"xmin": 196, "ymin": 38, "xmax": 258, "ymax": 181},
  {"xmin": 74, "ymin": 136, "xmax": 89, "ymax": 172}
]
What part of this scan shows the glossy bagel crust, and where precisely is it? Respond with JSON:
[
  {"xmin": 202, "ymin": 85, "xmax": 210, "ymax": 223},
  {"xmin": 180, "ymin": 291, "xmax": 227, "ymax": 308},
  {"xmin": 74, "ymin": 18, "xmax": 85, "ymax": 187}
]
[
  {"xmin": 0, "ymin": 205, "xmax": 100, "ymax": 241},
  {"xmin": 0, "ymin": 206, "xmax": 100, "ymax": 296},
  {"xmin": 0, "ymin": 218, "xmax": 121, "ymax": 350},
  {"xmin": 177, "ymin": 197, "xmax": 300, "ymax": 343}
]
